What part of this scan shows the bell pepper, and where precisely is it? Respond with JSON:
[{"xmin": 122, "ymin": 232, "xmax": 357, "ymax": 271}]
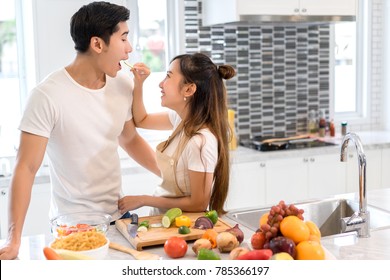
[{"xmin": 175, "ymin": 215, "xmax": 192, "ymax": 227}]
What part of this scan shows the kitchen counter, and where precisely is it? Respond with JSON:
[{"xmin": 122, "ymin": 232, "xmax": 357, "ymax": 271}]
[
  {"xmin": 230, "ymin": 130, "xmax": 390, "ymax": 164},
  {"xmin": 5, "ymin": 187, "xmax": 390, "ymax": 260}
]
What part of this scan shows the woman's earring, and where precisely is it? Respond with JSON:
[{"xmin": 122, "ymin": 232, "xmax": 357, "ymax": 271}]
[{"xmin": 184, "ymin": 97, "xmax": 187, "ymax": 101}]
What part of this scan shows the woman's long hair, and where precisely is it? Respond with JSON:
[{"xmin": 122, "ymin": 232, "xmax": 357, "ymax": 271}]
[{"xmin": 172, "ymin": 53, "xmax": 236, "ymax": 214}]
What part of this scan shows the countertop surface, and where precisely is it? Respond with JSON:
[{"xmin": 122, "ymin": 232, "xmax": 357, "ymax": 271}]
[{"xmin": 6, "ymin": 187, "xmax": 390, "ymax": 260}]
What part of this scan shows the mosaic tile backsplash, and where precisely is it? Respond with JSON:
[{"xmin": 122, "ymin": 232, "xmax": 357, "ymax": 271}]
[{"xmin": 184, "ymin": 0, "xmax": 331, "ymax": 141}]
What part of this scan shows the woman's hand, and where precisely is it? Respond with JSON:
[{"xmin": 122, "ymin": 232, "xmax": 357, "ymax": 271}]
[
  {"xmin": 131, "ymin": 62, "xmax": 150, "ymax": 85},
  {"xmin": 118, "ymin": 195, "xmax": 145, "ymax": 214}
]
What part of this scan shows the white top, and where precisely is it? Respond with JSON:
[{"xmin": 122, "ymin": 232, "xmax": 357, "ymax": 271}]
[
  {"xmin": 153, "ymin": 111, "xmax": 218, "ymax": 196},
  {"xmin": 19, "ymin": 68, "xmax": 133, "ymax": 221}
]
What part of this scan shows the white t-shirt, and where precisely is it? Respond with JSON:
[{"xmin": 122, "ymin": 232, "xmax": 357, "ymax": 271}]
[
  {"xmin": 156, "ymin": 111, "xmax": 218, "ymax": 195},
  {"xmin": 19, "ymin": 68, "xmax": 133, "ymax": 221}
]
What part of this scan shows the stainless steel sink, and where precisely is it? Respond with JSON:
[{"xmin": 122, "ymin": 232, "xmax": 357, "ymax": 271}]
[{"xmin": 226, "ymin": 198, "xmax": 390, "ymax": 237}]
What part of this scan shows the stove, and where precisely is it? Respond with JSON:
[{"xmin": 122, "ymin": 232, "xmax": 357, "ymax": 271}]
[{"xmin": 240, "ymin": 136, "xmax": 337, "ymax": 152}]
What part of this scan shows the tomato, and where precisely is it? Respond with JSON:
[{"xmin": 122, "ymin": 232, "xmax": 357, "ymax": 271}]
[
  {"xmin": 164, "ymin": 236, "xmax": 188, "ymax": 258},
  {"xmin": 251, "ymin": 231, "xmax": 266, "ymax": 249}
]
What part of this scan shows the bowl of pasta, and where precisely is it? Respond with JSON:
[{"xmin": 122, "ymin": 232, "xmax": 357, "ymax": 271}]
[
  {"xmin": 49, "ymin": 212, "xmax": 111, "ymax": 259},
  {"xmin": 50, "ymin": 231, "xmax": 109, "ymax": 259}
]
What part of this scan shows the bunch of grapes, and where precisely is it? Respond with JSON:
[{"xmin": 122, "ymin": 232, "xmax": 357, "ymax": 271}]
[{"xmin": 260, "ymin": 200, "xmax": 304, "ymax": 244}]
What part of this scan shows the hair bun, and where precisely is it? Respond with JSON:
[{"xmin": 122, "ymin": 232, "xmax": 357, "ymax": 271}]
[{"xmin": 218, "ymin": 65, "xmax": 236, "ymax": 80}]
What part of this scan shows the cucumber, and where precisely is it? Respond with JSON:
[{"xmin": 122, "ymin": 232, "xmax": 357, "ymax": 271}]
[
  {"xmin": 138, "ymin": 220, "xmax": 150, "ymax": 228},
  {"xmin": 137, "ymin": 225, "xmax": 148, "ymax": 232},
  {"xmin": 162, "ymin": 208, "xmax": 182, "ymax": 228}
]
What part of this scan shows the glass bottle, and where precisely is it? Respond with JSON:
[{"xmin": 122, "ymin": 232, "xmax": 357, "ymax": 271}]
[
  {"xmin": 341, "ymin": 121, "xmax": 348, "ymax": 136},
  {"xmin": 318, "ymin": 109, "xmax": 326, "ymax": 137},
  {"xmin": 307, "ymin": 110, "xmax": 318, "ymax": 134}
]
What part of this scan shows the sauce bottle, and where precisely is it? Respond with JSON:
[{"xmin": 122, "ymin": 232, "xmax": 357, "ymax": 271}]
[
  {"xmin": 228, "ymin": 109, "xmax": 238, "ymax": 150},
  {"xmin": 329, "ymin": 119, "xmax": 335, "ymax": 137}
]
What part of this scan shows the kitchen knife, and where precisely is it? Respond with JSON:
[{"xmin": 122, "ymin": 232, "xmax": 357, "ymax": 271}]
[{"xmin": 127, "ymin": 213, "xmax": 139, "ymax": 238}]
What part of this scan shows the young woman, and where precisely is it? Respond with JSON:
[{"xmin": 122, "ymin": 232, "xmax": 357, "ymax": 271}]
[{"xmin": 119, "ymin": 53, "xmax": 236, "ymax": 215}]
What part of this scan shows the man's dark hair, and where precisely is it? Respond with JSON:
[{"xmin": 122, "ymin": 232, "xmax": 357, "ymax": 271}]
[{"xmin": 70, "ymin": 1, "xmax": 130, "ymax": 53}]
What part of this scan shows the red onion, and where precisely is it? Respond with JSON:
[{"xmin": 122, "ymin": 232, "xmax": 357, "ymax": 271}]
[
  {"xmin": 225, "ymin": 224, "xmax": 244, "ymax": 244},
  {"xmin": 194, "ymin": 217, "xmax": 214, "ymax": 229}
]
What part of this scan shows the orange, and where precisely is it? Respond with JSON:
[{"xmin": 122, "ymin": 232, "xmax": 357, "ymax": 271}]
[
  {"xmin": 295, "ymin": 240, "xmax": 325, "ymax": 260},
  {"xmin": 259, "ymin": 213, "xmax": 269, "ymax": 227},
  {"xmin": 280, "ymin": 215, "xmax": 310, "ymax": 244},
  {"xmin": 308, "ymin": 235, "xmax": 321, "ymax": 243},
  {"xmin": 305, "ymin": 220, "xmax": 321, "ymax": 240}
]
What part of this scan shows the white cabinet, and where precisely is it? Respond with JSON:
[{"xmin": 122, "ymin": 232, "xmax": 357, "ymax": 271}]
[
  {"xmin": 265, "ymin": 153, "xmax": 346, "ymax": 204},
  {"xmin": 25, "ymin": 183, "xmax": 52, "ymax": 237},
  {"xmin": 266, "ymin": 157, "xmax": 308, "ymax": 204},
  {"xmin": 0, "ymin": 183, "xmax": 52, "ymax": 239},
  {"xmin": 299, "ymin": 0, "xmax": 357, "ymax": 16},
  {"xmin": 0, "ymin": 187, "xmax": 9, "ymax": 238},
  {"xmin": 382, "ymin": 148, "xmax": 390, "ymax": 188},
  {"xmin": 307, "ymin": 154, "xmax": 346, "ymax": 198},
  {"xmin": 202, "ymin": 0, "xmax": 356, "ymax": 26},
  {"xmin": 346, "ymin": 149, "xmax": 382, "ymax": 193},
  {"xmin": 225, "ymin": 161, "xmax": 266, "ymax": 210},
  {"xmin": 243, "ymin": 0, "xmax": 357, "ymax": 16}
]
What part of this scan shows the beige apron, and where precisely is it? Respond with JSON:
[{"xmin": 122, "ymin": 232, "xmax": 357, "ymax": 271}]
[{"xmin": 149, "ymin": 122, "xmax": 190, "ymax": 215}]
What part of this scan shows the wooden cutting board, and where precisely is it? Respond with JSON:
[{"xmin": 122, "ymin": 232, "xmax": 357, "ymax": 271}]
[{"xmin": 115, "ymin": 212, "xmax": 232, "ymax": 250}]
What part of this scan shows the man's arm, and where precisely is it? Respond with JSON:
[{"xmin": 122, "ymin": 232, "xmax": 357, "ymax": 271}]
[
  {"xmin": 0, "ymin": 132, "xmax": 47, "ymax": 260},
  {"xmin": 118, "ymin": 119, "xmax": 161, "ymax": 177}
]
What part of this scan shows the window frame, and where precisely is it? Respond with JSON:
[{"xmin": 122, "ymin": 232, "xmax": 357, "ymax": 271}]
[{"xmin": 332, "ymin": 0, "xmax": 372, "ymax": 126}]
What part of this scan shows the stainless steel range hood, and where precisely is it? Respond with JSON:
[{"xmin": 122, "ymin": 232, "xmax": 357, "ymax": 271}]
[{"xmin": 202, "ymin": 0, "xmax": 357, "ymax": 27}]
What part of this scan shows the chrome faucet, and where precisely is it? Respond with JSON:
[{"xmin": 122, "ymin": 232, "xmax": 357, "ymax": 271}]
[{"xmin": 340, "ymin": 132, "xmax": 370, "ymax": 237}]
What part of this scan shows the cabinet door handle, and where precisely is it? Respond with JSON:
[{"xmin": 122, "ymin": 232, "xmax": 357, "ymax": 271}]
[
  {"xmin": 303, "ymin": 158, "xmax": 308, "ymax": 163},
  {"xmin": 260, "ymin": 162, "xmax": 266, "ymax": 168},
  {"xmin": 294, "ymin": 8, "xmax": 299, "ymax": 13},
  {"xmin": 1, "ymin": 190, "xmax": 6, "ymax": 195},
  {"xmin": 310, "ymin": 158, "xmax": 315, "ymax": 162},
  {"xmin": 301, "ymin": 8, "xmax": 307, "ymax": 13}
]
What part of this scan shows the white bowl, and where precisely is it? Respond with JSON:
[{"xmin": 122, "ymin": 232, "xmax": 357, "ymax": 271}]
[{"xmin": 50, "ymin": 237, "xmax": 109, "ymax": 260}]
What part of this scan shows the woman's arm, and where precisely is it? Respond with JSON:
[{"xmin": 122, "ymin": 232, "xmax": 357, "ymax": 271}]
[{"xmin": 131, "ymin": 63, "xmax": 172, "ymax": 130}]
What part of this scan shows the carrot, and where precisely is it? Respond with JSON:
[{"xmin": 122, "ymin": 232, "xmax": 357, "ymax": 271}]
[
  {"xmin": 43, "ymin": 246, "xmax": 63, "ymax": 260},
  {"xmin": 236, "ymin": 249, "xmax": 273, "ymax": 260}
]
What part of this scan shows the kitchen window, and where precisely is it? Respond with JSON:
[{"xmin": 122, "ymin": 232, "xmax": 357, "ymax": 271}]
[
  {"xmin": 0, "ymin": 0, "xmax": 30, "ymax": 157},
  {"xmin": 333, "ymin": 22, "xmax": 357, "ymax": 113},
  {"xmin": 331, "ymin": 0, "xmax": 370, "ymax": 125},
  {"xmin": 126, "ymin": 0, "xmax": 183, "ymax": 149}
]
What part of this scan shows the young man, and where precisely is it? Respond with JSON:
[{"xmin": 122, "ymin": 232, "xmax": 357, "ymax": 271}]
[{"xmin": 0, "ymin": 1, "xmax": 159, "ymax": 260}]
